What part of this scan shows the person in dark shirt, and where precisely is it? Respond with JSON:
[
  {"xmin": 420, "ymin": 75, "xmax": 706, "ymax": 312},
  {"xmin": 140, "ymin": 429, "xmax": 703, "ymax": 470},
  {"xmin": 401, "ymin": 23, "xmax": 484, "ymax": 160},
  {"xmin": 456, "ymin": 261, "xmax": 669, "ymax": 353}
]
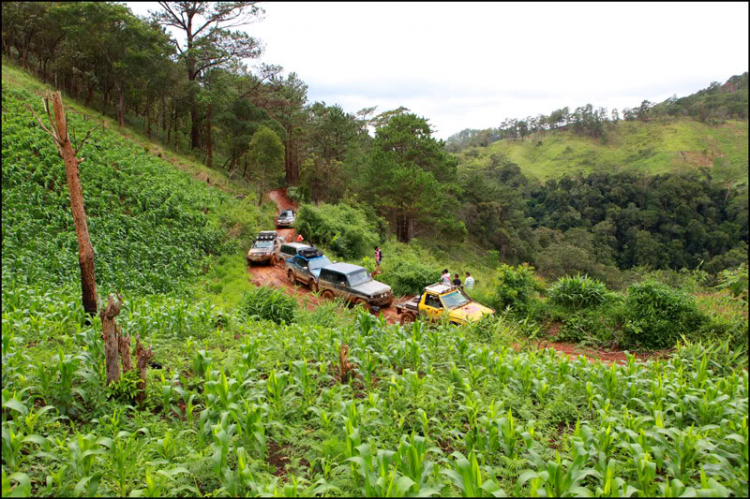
[{"xmin": 452, "ymin": 273, "xmax": 462, "ymax": 288}]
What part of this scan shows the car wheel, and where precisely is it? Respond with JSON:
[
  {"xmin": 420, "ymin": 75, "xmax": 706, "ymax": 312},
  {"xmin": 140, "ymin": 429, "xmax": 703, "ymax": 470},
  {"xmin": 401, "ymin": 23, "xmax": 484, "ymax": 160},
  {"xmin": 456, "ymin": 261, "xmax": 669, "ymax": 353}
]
[
  {"xmin": 310, "ymin": 281, "xmax": 319, "ymax": 293},
  {"xmin": 247, "ymin": 258, "xmax": 253, "ymax": 267},
  {"xmin": 321, "ymin": 290, "xmax": 334, "ymax": 300},
  {"xmin": 270, "ymin": 255, "xmax": 277, "ymax": 266},
  {"xmin": 385, "ymin": 296, "xmax": 394, "ymax": 308},
  {"xmin": 353, "ymin": 298, "xmax": 370, "ymax": 311},
  {"xmin": 287, "ymin": 270, "xmax": 295, "ymax": 284},
  {"xmin": 400, "ymin": 313, "xmax": 416, "ymax": 325}
]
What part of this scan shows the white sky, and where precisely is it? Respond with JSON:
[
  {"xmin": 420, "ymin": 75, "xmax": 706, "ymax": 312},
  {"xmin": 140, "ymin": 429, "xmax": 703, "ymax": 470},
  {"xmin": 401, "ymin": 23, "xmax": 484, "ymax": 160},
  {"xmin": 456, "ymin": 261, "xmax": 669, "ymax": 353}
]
[{"xmin": 127, "ymin": 1, "xmax": 749, "ymax": 140}]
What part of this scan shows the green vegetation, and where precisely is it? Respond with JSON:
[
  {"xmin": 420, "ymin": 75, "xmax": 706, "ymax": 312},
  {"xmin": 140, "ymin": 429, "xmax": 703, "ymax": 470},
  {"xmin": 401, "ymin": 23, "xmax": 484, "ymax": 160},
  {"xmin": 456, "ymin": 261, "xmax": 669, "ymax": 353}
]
[
  {"xmin": 454, "ymin": 119, "xmax": 748, "ymax": 184},
  {"xmin": 238, "ymin": 287, "xmax": 298, "ymax": 325},
  {"xmin": 2, "ymin": 4, "xmax": 749, "ymax": 497},
  {"xmin": 622, "ymin": 281, "xmax": 708, "ymax": 350},
  {"xmin": 295, "ymin": 203, "xmax": 381, "ymax": 260}
]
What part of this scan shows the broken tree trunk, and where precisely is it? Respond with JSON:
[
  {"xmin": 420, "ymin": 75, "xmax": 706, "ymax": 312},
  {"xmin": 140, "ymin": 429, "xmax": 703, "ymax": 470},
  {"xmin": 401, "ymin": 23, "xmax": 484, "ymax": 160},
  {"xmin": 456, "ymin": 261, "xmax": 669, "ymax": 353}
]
[
  {"xmin": 28, "ymin": 91, "xmax": 100, "ymax": 317},
  {"xmin": 101, "ymin": 293, "xmax": 123, "ymax": 385},
  {"xmin": 135, "ymin": 335, "xmax": 153, "ymax": 405},
  {"xmin": 117, "ymin": 326, "xmax": 133, "ymax": 373}
]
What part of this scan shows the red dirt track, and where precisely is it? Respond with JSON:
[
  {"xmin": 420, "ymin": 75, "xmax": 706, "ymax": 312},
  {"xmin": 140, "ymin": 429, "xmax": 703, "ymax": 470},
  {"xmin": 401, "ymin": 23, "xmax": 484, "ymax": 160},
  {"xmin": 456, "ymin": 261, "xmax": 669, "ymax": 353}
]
[{"xmin": 248, "ymin": 189, "xmax": 660, "ymax": 365}]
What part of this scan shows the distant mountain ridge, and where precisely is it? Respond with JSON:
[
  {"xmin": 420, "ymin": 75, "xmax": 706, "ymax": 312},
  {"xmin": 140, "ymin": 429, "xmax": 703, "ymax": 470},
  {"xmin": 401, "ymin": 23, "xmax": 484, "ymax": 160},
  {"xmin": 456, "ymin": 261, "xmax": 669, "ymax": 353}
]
[{"xmin": 448, "ymin": 73, "xmax": 748, "ymax": 184}]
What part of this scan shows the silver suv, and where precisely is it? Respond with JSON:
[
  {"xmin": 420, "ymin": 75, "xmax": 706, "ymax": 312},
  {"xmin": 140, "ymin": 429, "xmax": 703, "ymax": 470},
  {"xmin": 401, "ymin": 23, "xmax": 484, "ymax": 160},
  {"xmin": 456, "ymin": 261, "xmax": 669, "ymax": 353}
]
[
  {"xmin": 276, "ymin": 209, "xmax": 295, "ymax": 228},
  {"xmin": 247, "ymin": 231, "xmax": 285, "ymax": 265},
  {"xmin": 317, "ymin": 262, "xmax": 393, "ymax": 310}
]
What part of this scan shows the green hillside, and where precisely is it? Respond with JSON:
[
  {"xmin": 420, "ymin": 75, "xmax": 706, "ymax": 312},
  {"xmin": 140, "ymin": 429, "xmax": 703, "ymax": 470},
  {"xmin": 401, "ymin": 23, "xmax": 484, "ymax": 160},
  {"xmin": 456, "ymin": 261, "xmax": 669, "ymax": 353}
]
[
  {"xmin": 2, "ymin": 61, "xmax": 274, "ymax": 298},
  {"xmin": 2, "ymin": 44, "xmax": 748, "ymax": 499},
  {"xmin": 456, "ymin": 119, "xmax": 748, "ymax": 184}
]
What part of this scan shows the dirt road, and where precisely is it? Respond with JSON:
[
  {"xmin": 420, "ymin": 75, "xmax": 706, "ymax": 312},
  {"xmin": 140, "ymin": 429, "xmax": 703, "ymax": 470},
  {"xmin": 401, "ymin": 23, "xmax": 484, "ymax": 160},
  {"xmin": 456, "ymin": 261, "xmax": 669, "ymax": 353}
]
[
  {"xmin": 248, "ymin": 189, "xmax": 404, "ymax": 321},
  {"xmin": 247, "ymin": 189, "xmax": 657, "ymax": 364}
]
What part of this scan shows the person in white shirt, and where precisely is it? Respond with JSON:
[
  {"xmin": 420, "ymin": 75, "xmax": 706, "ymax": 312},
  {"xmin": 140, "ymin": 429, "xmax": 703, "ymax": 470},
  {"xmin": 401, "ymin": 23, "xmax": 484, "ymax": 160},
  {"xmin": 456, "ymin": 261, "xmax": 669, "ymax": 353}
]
[
  {"xmin": 464, "ymin": 271, "xmax": 475, "ymax": 290},
  {"xmin": 440, "ymin": 269, "xmax": 451, "ymax": 286}
]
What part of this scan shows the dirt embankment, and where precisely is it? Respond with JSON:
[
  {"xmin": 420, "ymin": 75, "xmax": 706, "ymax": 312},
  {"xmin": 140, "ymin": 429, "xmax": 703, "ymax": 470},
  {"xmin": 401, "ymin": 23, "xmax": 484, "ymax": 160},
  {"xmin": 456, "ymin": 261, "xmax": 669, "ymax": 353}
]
[{"xmin": 248, "ymin": 189, "xmax": 658, "ymax": 365}]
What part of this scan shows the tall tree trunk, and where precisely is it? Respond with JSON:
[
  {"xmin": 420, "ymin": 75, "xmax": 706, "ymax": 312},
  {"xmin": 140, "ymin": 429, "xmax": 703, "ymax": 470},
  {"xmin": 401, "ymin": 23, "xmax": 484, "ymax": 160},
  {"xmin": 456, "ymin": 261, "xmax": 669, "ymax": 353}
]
[
  {"xmin": 242, "ymin": 154, "xmax": 248, "ymax": 179},
  {"xmin": 102, "ymin": 85, "xmax": 108, "ymax": 116},
  {"xmin": 146, "ymin": 93, "xmax": 152, "ymax": 139},
  {"xmin": 161, "ymin": 94, "xmax": 167, "ymax": 140},
  {"xmin": 206, "ymin": 103, "xmax": 213, "ymax": 168},
  {"xmin": 284, "ymin": 126, "xmax": 293, "ymax": 184},
  {"xmin": 32, "ymin": 92, "xmax": 99, "ymax": 317},
  {"xmin": 118, "ymin": 85, "xmax": 125, "ymax": 128},
  {"xmin": 190, "ymin": 105, "xmax": 201, "ymax": 150},
  {"xmin": 85, "ymin": 85, "xmax": 94, "ymax": 107}
]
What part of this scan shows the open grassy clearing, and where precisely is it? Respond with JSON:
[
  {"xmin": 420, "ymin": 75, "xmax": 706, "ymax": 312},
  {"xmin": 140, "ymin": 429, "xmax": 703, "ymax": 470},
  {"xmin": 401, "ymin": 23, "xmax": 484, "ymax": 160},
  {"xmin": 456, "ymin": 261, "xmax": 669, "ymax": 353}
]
[{"xmin": 456, "ymin": 120, "xmax": 748, "ymax": 185}]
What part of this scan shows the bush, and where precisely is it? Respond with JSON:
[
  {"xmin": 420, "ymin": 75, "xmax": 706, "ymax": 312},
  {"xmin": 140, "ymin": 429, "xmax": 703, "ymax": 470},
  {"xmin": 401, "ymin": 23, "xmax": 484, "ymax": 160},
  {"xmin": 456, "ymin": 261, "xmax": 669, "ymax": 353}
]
[
  {"xmin": 380, "ymin": 260, "xmax": 441, "ymax": 296},
  {"xmin": 491, "ymin": 263, "xmax": 542, "ymax": 316},
  {"xmin": 239, "ymin": 287, "xmax": 297, "ymax": 324},
  {"xmin": 294, "ymin": 203, "xmax": 379, "ymax": 260},
  {"xmin": 548, "ymin": 275, "xmax": 613, "ymax": 309},
  {"xmin": 717, "ymin": 263, "xmax": 748, "ymax": 302},
  {"xmin": 622, "ymin": 281, "xmax": 708, "ymax": 350}
]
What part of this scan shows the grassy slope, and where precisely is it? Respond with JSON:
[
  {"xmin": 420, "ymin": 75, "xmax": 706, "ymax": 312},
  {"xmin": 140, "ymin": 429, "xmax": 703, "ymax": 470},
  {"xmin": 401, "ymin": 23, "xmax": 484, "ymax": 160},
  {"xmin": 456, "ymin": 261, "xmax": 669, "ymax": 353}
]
[
  {"xmin": 2, "ymin": 60, "xmax": 276, "ymax": 304},
  {"xmin": 456, "ymin": 119, "xmax": 748, "ymax": 185}
]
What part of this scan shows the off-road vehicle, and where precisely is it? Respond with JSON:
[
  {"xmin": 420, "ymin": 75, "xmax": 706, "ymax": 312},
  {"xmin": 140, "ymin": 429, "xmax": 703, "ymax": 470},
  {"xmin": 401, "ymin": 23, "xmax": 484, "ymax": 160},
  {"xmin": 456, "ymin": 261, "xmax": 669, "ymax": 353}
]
[
  {"xmin": 273, "ymin": 242, "xmax": 312, "ymax": 267},
  {"xmin": 285, "ymin": 247, "xmax": 333, "ymax": 289},
  {"xmin": 276, "ymin": 209, "xmax": 295, "ymax": 228},
  {"xmin": 317, "ymin": 262, "xmax": 393, "ymax": 311},
  {"xmin": 396, "ymin": 283, "xmax": 494, "ymax": 325},
  {"xmin": 247, "ymin": 231, "xmax": 285, "ymax": 266}
]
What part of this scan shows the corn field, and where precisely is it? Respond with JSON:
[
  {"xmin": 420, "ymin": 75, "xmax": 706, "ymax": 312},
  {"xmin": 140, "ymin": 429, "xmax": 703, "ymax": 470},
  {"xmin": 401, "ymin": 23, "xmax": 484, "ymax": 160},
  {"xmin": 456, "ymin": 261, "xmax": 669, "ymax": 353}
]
[{"xmin": 2, "ymin": 64, "xmax": 748, "ymax": 497}]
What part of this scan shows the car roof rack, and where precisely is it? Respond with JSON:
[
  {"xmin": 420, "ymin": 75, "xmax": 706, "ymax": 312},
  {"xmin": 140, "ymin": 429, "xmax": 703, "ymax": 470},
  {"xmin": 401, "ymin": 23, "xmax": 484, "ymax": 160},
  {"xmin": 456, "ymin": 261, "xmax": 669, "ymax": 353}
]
[
  {"xmin": 298, "ymin": 247, "xmax": 324, "ymax": 259},
  {"xmin": 256, "ymin": 231, "xmax": 278, "ymax": 241}
]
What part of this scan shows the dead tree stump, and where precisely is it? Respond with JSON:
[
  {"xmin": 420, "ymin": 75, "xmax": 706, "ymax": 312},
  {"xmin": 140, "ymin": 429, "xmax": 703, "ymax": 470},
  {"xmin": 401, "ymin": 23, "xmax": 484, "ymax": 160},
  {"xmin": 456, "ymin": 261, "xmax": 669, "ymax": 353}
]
[
  {"xmin": 117, "ymin": 326, "xmax": 133, "ymax": 373},
  {"xmin": 101, "ymin": 294, "xmax": 123, "ymax": 385},
  {"xmin": 135, "ymin": 335, "xmax": 153, "ymax": 405}
]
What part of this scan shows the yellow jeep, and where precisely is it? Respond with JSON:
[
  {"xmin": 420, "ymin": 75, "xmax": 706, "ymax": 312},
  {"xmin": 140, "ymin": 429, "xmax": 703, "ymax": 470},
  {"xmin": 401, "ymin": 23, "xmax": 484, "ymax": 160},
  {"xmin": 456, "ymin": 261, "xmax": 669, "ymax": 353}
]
[{"xmin": 396, "ymin": 283, "xmax": 494, "ymax": 325}]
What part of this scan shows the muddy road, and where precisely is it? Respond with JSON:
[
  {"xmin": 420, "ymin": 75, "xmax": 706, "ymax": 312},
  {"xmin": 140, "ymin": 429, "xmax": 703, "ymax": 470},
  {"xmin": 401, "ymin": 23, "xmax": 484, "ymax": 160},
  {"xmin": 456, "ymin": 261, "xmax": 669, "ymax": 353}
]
[
  {"xmin": 248, "ymin": 189, "xmax": 405, "ymax": 322},
  {"xmin": 247, "ymin": 189, "xmax": 658, "ymax": 364}
]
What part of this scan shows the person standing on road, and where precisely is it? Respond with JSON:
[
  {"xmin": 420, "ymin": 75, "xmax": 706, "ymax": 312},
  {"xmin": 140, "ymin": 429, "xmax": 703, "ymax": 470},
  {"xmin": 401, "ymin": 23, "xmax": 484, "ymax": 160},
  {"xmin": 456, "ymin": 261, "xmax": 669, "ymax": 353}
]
[
  {"xmin": 464, "ymin": 271, "xmax": 475, "ymax": 290},
  {"xmin": 296, "ymin": 233, "xmax": 304, "ymax": 243},
  {"xmin": 374, "ymin": 246, "xmax": 382, "ymax": 274},
  {"xmin": 452, "ymin": 273, "xmax": 462, "ymax": 288},
  {"xmin": 441, "ymin": 269, "xmax": 451, "ymax": 286}
]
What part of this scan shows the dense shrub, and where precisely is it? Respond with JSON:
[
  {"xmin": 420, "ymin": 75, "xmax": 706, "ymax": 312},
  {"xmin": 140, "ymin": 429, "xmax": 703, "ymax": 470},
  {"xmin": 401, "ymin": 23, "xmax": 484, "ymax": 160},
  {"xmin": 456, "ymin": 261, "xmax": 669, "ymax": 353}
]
[
  {"xmin": 238, "ymin": 287, "xmax": 297, "ymax": 324},
  {"xmin": 718, "ymin": 263, "xmax": 748, "ymax": 302},
  {"xmin": 622, "ymin": 281, "xmax": 708, "ymax": 350},
  {"xmin": 294, "ymin": 203, "xmax": 379, "ymax": 260},
  {"xmin": 549, "ymin": 275, "xmax": 613, "ymax": 309},
  {"xmin": 379, "ymin": 260, "xmax": 441, "ymax": 296},
  {"xmin": 491, "ymin": 263, "xmax": 542, "ymax": 316}
]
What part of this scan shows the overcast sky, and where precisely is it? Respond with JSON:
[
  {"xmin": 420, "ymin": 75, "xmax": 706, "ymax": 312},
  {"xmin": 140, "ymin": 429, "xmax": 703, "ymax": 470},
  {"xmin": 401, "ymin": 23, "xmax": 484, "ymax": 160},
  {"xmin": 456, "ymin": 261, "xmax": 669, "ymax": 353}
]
[{"xmin": 127, "ymin": 2, "xmax": 749, "ymax": 140}]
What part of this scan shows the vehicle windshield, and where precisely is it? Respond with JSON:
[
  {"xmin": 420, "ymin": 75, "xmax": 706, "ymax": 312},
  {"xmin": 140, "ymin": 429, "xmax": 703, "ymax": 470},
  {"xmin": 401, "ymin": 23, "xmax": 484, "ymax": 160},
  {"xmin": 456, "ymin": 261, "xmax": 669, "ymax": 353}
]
[
  {"xmin": 347, "ymin": 269, "xmax": 371, "ymax": 287},
  {"xmin": 253, "ymin": 240, "xmax": 274, "ymax": 249},
  {"xmin": 308, "ymin": 257, "xmax": 332, "ymax": 271},
  {"xmin": 279, "ymin": 210, "xmax": 293, "ymax": 218},
  {"xmin": 441, "ymin": 291, "xmax": 471, "ymax": 309}
]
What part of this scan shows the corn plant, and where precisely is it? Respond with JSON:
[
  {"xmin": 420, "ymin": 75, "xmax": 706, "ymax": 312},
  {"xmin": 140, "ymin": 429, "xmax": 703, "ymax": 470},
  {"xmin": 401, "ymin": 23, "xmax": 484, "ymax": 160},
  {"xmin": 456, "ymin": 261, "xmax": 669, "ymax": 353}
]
[
  {"xmin": 2, "ymin": 470, "xmax": 31, "ymax": 497},
  {"xmin": 516, "ymin": 450, "xmax": 599, "ymax": 497},
  {"xmin": 129, "ymin": 467, "xmax": 196, "ymax": 497},
  {"xmin": 211, "ymin": 414, "xmax": 238, "ymax": 479},
  {"xmin": 108, "ymin": 430, "xmax": 146, "ymax": 496},
  {"xmin": 441, "ymin": 451, "xmax": 506, "ymax": 497}
]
